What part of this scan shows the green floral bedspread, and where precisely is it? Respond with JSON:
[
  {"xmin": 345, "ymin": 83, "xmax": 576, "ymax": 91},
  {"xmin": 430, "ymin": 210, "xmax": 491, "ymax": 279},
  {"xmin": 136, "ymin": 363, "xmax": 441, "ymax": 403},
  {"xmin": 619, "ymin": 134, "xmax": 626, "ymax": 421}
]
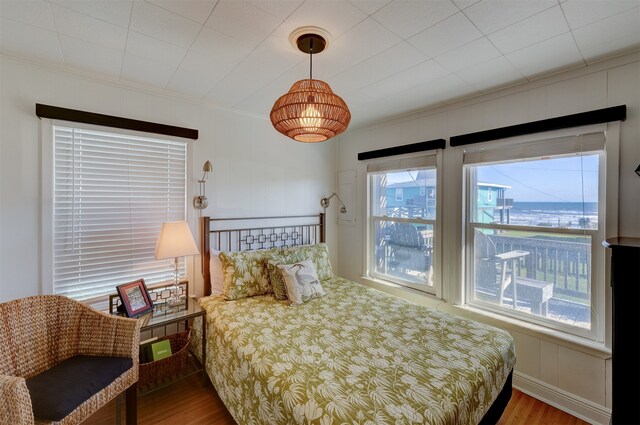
[{"xmin": 193, "ymin": 277, "xmax": 515, "ymax": 424}]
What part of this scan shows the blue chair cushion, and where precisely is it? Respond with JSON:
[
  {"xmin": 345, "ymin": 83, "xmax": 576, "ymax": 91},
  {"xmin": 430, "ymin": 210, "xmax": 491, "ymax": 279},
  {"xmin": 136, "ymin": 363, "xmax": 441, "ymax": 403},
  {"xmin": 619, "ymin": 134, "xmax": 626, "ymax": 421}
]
[{"xmin": 26, "ymin": 355, "xmax": 133, "ymax": 421}]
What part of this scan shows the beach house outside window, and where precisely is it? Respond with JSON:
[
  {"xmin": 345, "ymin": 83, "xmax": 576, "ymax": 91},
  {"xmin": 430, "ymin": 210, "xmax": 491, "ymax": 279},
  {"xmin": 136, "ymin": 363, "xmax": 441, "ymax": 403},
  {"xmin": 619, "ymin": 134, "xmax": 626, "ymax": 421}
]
[
  {"xmin": 45, "ymin": 123, "xmax": 188, "ymax": 302},
  {"xmin": 464, "ymin": 131, "xmax": 606, "ymax": 341},
  {"xmin": 367, "ymin": 154, "xmax": 439, "ymax": 294}
]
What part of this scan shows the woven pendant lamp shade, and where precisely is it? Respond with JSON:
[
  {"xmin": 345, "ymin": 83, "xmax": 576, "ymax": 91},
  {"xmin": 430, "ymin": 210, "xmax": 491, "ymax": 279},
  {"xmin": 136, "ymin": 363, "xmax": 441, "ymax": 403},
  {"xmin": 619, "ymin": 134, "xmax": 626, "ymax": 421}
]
[
  {"xmin": 270, "ymin": 79, "xmax": 351, "ymax": 143},
  {"xmin": 270, "ymin": 30, "xmax": 351, "ymax": 143}
]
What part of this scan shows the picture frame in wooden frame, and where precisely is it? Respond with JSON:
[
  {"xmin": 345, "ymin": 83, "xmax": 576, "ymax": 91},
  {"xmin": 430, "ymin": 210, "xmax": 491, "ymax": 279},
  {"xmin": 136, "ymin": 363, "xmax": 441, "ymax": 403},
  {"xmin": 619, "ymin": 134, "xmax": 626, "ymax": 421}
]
[{"xmin": 116, "ymin": 278, "xmax": 154, "ymax": 318}]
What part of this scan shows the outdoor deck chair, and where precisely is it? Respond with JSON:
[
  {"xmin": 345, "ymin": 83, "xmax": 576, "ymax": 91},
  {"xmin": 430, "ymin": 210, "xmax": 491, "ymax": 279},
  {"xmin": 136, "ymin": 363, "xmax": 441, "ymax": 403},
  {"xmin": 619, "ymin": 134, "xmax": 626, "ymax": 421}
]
[
  {"xmin": 387, "ymin": 222, "xmax": 431, "ymax": 275},
  {"xmin": 475, "ymin": 231, "xmax": 553, "ymax": 316}
]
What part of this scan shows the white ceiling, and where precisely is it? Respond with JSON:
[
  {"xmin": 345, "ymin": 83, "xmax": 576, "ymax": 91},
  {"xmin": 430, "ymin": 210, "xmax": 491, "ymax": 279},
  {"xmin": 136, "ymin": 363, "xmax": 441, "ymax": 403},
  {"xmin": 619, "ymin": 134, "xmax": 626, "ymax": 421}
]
[{"xmin": 1, "ymin": 0, "xmax": 639, "ymax": 128}]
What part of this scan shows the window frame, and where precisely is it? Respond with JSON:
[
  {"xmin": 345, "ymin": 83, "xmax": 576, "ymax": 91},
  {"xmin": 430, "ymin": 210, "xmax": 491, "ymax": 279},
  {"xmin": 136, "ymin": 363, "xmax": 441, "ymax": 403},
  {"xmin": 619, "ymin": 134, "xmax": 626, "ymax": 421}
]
[
  {"xmin": 461, "ymin": 125, "xmax": 615, "ymax": 343},
  {"xmin": 465, "ymin": 221, "xmax": 600, "ymax": 340},
  {"xmin": 365, "ymin": 152, "xmax": 443, "ymax": 297},
  {"xmin": 41, "ymin": 118, "xmax": 195, "ymax": 303}
]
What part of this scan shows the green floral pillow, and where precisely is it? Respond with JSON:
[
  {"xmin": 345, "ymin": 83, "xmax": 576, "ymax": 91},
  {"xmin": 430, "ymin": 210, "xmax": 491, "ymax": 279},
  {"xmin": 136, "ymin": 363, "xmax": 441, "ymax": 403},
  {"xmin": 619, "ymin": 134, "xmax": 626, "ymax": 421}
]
[
  {"xmin": 279, "ymin": 243, "xmax": 334, "ymax": 281},
  {"xmin": 277, "ymin": 259, "xmax": 326, "ymax": 305},
  {"xmin": 266, "ymin": 256, "xmax": 294, "ymax": 301},
  {"xmin": 219, "ymin": 248, "xmax": 279, "ymax": 300}
]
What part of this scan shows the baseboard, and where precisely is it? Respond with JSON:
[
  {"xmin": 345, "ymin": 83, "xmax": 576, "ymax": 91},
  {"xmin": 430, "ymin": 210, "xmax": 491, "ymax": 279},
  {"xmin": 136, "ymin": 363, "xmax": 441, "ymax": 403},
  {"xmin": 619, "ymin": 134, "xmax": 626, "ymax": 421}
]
[{"xmin": 513, "ymin": 371, "xmax": 611, "ymax": 425}]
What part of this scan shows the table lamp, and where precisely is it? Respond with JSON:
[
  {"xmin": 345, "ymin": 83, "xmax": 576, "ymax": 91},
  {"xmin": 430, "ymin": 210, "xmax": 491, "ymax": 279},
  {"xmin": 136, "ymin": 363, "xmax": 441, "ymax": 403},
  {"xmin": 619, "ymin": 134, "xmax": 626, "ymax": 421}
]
[{"xmin": 155, "ymin": 221, "xmax": 199, "ymax": 306}]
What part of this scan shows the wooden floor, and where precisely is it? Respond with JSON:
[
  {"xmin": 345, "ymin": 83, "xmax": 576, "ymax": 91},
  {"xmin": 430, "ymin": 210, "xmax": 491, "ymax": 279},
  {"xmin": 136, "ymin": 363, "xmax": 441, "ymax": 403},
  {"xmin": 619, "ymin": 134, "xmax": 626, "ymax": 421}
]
[
  {"xmin": 84, "ymin": 373, "xmax": 235, "ymax": 425},
  {"xmin": 85, "ymin": 373, "xmax": 590, "ymax": 425},
  {"xmin": 496, "ymin": 389, "xmax": 590, "ymax": 425}
]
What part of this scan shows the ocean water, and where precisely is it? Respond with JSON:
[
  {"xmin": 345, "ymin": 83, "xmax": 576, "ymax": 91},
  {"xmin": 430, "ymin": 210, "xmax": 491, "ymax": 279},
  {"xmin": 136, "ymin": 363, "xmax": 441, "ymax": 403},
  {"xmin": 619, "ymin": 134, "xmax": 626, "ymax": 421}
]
[{"xmin": 508, "ymin": 202, "xmax": 598, "ymax": 229}]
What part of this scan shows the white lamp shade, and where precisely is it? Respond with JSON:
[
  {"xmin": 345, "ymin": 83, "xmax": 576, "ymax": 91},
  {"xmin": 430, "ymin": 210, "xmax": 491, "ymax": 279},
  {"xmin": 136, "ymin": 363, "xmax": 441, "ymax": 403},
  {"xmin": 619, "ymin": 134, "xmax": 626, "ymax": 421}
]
[{"xmin": 155, "ymin": 221, "xmax": 199, "ymax": 260}]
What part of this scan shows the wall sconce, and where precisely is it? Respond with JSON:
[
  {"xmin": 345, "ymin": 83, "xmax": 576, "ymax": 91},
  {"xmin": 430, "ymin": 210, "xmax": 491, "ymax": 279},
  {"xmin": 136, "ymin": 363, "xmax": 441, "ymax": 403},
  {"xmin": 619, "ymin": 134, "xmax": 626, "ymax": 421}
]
[
  {"xmin": 636, "ymin": 163, "xmax": 640, "ymax": 177},
  {"xmin": 320, "ymin": 192, "xmax": 347, "ymax": 213},
  {"xmin": 193, "ymin": 160, "xmax": 212, "ymax": 209}
]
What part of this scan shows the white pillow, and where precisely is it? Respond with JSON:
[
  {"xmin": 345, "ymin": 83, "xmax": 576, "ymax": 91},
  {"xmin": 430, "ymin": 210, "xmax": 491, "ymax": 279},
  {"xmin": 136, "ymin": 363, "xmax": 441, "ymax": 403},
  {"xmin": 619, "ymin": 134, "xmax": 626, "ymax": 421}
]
[
  {"xmin": 277, "ymin": 259, "xmax": 326, "ymax": 305},
  {"xmin": 209, "ymin": 250, "xmax": 224, "ymax": 295}
]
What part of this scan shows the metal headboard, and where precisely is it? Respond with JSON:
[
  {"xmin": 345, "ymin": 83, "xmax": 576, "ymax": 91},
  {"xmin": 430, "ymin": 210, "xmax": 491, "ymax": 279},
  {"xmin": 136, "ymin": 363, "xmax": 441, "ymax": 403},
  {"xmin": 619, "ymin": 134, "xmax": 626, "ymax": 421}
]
[{"xmin": 201, "ymin": 214, "xmax": 325, "ymax": 296}]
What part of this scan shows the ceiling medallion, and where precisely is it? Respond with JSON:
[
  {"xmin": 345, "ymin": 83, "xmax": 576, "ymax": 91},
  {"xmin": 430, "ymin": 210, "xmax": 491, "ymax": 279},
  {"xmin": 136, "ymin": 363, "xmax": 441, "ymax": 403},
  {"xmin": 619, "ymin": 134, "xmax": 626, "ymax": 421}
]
[{"xmin": 270, "ymin": 28, "xmax": 351, "ymax": 143}]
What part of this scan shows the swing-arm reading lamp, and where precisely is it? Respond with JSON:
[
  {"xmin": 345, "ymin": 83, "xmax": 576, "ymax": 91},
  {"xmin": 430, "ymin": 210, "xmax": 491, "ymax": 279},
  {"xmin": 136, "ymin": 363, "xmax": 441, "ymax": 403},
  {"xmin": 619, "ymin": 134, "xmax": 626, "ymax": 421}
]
[
  {"xmin": 320, "ymin": 192, "xmax": 347, "ymax": 213},
  {"xmin": 193, "ymin": 160, "xmax": 213, "ymax": 209}
]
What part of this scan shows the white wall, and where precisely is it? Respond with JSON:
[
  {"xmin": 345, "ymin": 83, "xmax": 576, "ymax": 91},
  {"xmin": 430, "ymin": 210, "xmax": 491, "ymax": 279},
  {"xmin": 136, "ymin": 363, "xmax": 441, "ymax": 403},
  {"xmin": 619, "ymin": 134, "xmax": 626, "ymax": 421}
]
[
  {"xmin": 334, "ymin": 51, "xmax": 639, "ymax": 424},
  {"xmin": 0, "ymin": 56, "xmax": 338, "ymax": 302}
]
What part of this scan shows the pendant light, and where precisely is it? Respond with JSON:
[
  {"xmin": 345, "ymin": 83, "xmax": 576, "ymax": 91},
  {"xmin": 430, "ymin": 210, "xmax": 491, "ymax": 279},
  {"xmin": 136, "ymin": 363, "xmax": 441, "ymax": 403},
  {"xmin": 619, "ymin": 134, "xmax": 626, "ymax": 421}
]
[{"xmin": 270, "ymin": 31, "xmax": 351, "ymax": 143}]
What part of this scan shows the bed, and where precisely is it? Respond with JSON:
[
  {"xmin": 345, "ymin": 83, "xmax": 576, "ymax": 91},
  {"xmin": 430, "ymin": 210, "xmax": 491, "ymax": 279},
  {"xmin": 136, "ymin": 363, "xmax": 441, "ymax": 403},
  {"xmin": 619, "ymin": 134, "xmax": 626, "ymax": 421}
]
[{"xmin": 192, "ymin": 214, "xmax": 515, "ymax": 424}]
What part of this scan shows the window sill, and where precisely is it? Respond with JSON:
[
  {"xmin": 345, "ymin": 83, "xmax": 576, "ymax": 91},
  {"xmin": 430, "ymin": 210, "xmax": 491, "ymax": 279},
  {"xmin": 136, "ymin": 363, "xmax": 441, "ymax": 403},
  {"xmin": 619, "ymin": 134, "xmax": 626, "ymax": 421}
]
[
  {"xmin": 452, "ymin": 304, "xmax": 611, "ymax": 359},
  {"xmin": 86, "ymin": 298, "xmax": 110, "ymax": 313},
  {"xmin": 360, "ymin": 276, "xmax": 442, "ymax": 308},
  {"xmin": 359, "ymin": 276, "xmax": 611, "ymax": 359}
]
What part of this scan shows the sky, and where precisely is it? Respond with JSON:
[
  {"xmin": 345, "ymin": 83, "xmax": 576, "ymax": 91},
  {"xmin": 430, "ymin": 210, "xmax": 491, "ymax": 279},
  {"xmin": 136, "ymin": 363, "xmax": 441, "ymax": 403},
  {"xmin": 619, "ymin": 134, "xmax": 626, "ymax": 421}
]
[
  {"xmin": 385, "ymin": 154, "xmax": 599, "ymax": 203},
  {"xmin": 477, "ymin": 155, "xmax": 599, "ymax": 203}
]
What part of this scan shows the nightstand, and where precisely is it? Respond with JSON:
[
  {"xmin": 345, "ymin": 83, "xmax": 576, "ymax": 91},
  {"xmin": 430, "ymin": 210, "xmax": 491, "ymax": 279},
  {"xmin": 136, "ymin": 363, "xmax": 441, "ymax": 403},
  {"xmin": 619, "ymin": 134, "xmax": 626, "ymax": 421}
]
[
  {"xmin": 138, "ymin": 296, "xmax": 207, "ymax": 387},
  {"xmin": 112, "ymin": 293, "xmax": 207, "ymax": 423},
  {"xmin": 109, "ymin": 284, "xmax": 207, "ymax": 390}
]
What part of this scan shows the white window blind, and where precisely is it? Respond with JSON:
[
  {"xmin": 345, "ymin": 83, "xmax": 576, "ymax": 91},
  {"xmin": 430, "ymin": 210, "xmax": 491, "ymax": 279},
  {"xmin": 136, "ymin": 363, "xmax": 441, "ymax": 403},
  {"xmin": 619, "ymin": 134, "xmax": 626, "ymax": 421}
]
[
  {"xmin": 53, "ymin": 125, "xmax": 187, "ymax": 301},
  {"xmin": 463, "ymin": 132, "xmax": 605, "ymax": 165},
  {"xmin": 366, "ymin": 154, "xmax": 437, "ymax": 173}
]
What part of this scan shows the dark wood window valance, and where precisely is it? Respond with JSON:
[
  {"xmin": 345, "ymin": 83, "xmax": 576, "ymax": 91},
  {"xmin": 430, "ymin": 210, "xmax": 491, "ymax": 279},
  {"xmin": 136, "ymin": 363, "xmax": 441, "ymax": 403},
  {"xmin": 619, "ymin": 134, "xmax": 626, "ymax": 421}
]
[
  {"xmin": 358, "ymin": 138, "xmax": 446, "ymax": 161},
  {"xmin": 450, "ymin": 105, "xmax": 626, "ymax": 147},
  {"xmin": 35, "ymin": 103, "xmax": 199, "ymax": 140}
]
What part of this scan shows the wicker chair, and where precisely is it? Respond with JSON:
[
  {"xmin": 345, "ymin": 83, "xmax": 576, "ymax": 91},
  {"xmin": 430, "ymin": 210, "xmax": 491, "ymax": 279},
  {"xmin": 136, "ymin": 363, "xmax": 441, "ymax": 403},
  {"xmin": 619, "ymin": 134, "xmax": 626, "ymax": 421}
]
[{"xmin": 0, "ymin": 295, "xmax": 141, "ymax": 425}]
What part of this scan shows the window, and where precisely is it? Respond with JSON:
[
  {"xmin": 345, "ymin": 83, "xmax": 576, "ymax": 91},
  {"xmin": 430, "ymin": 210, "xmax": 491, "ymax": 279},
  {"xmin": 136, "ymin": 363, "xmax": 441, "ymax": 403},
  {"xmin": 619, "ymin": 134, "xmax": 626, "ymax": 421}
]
[
  {"xmin": 367, "ymin": 155, "xmax": 438, "ymax": 293},
  {"xmin": 464, "ymin": 132, "xmax": 606, "ymax": 340},
  {"xmin": 46, "ymin": 124, "xmax": 188, "ymax": 302}
]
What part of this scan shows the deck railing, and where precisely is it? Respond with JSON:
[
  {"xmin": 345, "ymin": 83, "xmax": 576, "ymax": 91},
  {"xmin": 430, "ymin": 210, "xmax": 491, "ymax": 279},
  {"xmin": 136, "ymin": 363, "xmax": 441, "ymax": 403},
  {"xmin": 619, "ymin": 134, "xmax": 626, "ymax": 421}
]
[
  {"xmin": 385, "ymin": 206, "xmax": 435, "ymax": 219},
  {"xmin": 490, "ymin": 234, "xmax": 590, "ymax": 302},
  {"xmin": 377, "ymin": 211, "xmax": 592, "ymax": 304}
]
